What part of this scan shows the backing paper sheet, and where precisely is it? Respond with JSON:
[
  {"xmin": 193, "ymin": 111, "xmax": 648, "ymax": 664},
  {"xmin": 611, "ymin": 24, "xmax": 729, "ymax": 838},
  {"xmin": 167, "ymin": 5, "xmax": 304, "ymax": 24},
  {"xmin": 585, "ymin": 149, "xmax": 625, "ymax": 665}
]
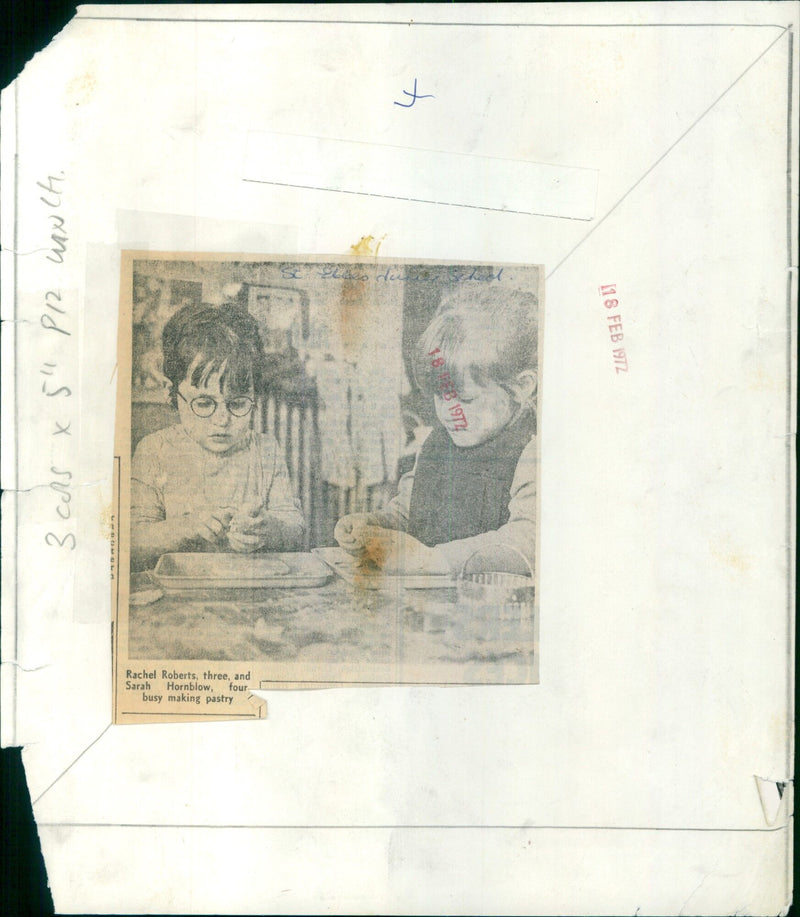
[{"xmin": 1, "ymin": 3, "xmax": 796, "ymax": 913}]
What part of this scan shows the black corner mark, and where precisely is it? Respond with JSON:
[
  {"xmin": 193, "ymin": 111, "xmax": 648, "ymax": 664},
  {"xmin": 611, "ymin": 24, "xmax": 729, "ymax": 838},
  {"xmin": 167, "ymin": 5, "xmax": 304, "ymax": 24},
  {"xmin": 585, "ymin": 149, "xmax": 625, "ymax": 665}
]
[
  {"xmin": 1, "ymin": 746, "xmax": 55, "ymax": 916},
  {"xmin": 1, "ymin": 0, "xmax": 75, "ymax": 90}
]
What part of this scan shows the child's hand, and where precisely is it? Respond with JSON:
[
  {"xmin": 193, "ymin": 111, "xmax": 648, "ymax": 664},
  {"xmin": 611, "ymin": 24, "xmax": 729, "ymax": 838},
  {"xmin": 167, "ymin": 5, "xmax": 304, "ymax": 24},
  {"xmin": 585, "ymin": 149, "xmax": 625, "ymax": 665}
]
[
  {"xmin": 356, "ymin": 526, "xmax": 451, "ymax": 576},
  {"xmin": 175, "ymin": 507, "xmax": 234, "ymax": 547},
  {"xmin": 334, "ymin": 513, "xmax": 381, "ymax": 555},
  {"xmin": 227, "ymin": 504, "xmax": 273, "ymax": 553},
  {"xmin": 227, "ymin": 530, "xmax": 264, "ymax": 553}
]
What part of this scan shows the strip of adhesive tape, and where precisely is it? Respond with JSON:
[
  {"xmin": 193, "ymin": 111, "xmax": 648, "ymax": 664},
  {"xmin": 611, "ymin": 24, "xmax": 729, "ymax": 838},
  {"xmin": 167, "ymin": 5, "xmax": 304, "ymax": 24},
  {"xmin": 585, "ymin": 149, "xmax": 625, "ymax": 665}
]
[{"xmin": 243, "ymin": 131, "xmax": 598, "ymax": 221}]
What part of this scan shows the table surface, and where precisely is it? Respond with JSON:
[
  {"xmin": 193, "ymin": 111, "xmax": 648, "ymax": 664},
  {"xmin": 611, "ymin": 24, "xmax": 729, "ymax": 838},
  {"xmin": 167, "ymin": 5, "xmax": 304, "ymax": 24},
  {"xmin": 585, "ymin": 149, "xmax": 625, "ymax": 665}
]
[{"xmin": 128, "ymin": 567, "xmax": 537, "ymax": 683}]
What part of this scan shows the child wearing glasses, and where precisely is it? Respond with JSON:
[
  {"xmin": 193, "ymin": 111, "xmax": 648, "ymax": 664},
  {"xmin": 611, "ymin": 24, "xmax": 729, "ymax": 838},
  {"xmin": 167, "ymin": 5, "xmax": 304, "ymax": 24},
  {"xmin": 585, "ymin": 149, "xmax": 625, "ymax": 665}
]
[
  {"xmin": 334, "ymin": 285, "xmax": 538, "ymax": 577},
  {"xmin": 130, "ymin": 304, "xmax": 305, "ymax": 570}
]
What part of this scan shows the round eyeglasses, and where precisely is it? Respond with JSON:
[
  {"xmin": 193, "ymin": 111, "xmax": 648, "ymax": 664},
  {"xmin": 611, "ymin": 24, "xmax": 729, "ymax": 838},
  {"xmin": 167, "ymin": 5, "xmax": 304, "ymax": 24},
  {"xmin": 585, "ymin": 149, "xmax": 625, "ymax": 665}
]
[{"xmin": 177, "ymin": 391, "xmax": 255, "ymax": 418}]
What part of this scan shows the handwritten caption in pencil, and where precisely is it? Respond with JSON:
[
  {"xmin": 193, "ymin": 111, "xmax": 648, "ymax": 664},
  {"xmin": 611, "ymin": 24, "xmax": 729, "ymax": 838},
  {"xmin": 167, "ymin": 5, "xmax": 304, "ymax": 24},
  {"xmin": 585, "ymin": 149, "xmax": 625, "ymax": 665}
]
[
  {"xmin": 599, "ymin": 284, "xmax": 628, "ymax": 374},
  {"xmin": 38, "ymin": 172, "xmax": 77, "ymax": 550}
]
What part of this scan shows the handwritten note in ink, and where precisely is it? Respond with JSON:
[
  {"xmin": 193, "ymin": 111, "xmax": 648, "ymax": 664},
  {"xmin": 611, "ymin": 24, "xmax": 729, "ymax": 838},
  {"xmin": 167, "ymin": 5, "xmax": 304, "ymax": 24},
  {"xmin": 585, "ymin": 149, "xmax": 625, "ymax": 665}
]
[{"xmin": 393, "ymin": 78, "xmax": 434, "ymax": 108}]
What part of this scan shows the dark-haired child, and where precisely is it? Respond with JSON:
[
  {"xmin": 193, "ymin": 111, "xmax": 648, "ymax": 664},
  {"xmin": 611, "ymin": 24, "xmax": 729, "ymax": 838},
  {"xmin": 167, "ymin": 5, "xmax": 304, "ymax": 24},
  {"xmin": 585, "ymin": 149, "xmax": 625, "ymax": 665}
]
[
  {"xmin": 335, "ymin": 286, "xmax": 538, "ymax": 576},
  {"xmin": 130, "ymin": 304, "xmax": 304, "ymax": 570}
]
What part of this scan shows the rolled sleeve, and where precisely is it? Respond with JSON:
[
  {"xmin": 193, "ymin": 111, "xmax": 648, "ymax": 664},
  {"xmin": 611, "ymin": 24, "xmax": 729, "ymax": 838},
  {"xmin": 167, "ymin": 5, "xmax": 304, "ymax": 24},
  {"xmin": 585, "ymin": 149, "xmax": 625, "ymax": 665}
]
[
  {"xmin": 262, "ymin": 436, "xmax": 306, "ymax": 548},
  {"xmin": 130, "ymin": 437, "xmax": 165, "ymax": 525},
  {"xmin": 371, "ymin": 466, "xmax": 415, "ymax": 531}
]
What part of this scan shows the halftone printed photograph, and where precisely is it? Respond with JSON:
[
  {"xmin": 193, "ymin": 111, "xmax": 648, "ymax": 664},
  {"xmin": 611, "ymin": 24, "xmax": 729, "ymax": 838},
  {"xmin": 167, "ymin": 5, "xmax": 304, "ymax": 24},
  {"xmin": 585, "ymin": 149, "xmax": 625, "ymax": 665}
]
[{"xmin": 112, "ymin": 254, "xmax": 543, "ymax": 721}]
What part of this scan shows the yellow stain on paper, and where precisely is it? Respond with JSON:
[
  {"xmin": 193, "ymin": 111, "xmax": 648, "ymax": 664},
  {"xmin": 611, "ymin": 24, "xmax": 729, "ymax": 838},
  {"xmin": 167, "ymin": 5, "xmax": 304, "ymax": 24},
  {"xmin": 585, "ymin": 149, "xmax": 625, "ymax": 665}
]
[
  {"xmin": 349, "ymin": 234, "xmax": 386, "ymax": 257},
  {"xmin": 65, "ymin": 68, "xmax": 97, "ymax": 107},
  {"xmin": 99, "ymin": 503, "xmax": 114, "ymax": 540},
  {"xmin": 709, "ymin": 535, "xmax": 752, "ymax": 575}
]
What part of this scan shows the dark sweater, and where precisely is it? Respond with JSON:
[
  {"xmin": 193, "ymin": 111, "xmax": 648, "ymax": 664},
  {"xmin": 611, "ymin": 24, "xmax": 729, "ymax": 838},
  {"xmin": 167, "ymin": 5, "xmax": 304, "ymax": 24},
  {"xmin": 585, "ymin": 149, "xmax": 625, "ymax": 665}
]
[{"xmin": 406, "ymin": 410, "xmax": 537, "ymax": 547}]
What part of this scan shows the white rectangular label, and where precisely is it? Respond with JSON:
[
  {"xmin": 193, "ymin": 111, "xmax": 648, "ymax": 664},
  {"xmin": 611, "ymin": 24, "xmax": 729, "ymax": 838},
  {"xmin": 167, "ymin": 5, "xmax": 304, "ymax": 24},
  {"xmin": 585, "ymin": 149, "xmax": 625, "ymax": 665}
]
[{"xmin": 243, "ymin": 132, "xmax": 598, "ymax": 221}]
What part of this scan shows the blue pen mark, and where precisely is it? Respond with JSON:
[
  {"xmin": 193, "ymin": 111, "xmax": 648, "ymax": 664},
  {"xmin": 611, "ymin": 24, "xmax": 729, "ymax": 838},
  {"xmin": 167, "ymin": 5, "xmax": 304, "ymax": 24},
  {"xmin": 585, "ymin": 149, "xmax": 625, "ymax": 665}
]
[{"xmin": 393, "ymin": 78, "xmax": 434, "ymax": 108}]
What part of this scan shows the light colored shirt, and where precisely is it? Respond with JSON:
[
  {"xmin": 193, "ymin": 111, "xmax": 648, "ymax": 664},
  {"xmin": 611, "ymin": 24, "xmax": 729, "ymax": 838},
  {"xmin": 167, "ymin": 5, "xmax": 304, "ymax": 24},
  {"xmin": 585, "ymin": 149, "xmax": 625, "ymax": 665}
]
[
  {"xmin": 131, "ymin": 424, "xmax": 304, "ymax": 563},
  {"xmin": 373, "ymin": 432, "xmax": 539, "ymax": 575}
]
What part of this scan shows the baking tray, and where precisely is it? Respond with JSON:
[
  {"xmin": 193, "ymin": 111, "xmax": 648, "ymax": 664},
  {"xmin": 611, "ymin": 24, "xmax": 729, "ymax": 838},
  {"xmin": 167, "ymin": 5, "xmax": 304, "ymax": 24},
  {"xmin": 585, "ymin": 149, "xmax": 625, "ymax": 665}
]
[
  {"xmin": 152, "ymin": 552, "xmax": 332, "ymax": 593},
  {"xmin": 313, "ymin": 547, "xmax": 456, "ymax": 590}
]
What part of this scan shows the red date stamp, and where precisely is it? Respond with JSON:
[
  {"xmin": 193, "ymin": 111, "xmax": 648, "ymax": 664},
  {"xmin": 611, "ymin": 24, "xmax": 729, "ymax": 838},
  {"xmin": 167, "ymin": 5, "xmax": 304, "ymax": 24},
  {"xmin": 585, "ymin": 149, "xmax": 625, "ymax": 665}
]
[
  {"xmin": 599, "ymin": 284, "xmax": 628, "ymax": 374},
  {"xmin": 429, "ymin": 348, "xmax": 468, "ymax": 428}
]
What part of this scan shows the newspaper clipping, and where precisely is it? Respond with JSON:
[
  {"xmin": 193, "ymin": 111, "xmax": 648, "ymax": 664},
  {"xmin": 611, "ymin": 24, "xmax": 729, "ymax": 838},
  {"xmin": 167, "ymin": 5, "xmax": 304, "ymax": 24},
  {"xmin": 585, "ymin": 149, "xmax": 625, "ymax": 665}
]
[{"xmin": 112, "ymin": 254, "xmax": 543, "ymax": 722}]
